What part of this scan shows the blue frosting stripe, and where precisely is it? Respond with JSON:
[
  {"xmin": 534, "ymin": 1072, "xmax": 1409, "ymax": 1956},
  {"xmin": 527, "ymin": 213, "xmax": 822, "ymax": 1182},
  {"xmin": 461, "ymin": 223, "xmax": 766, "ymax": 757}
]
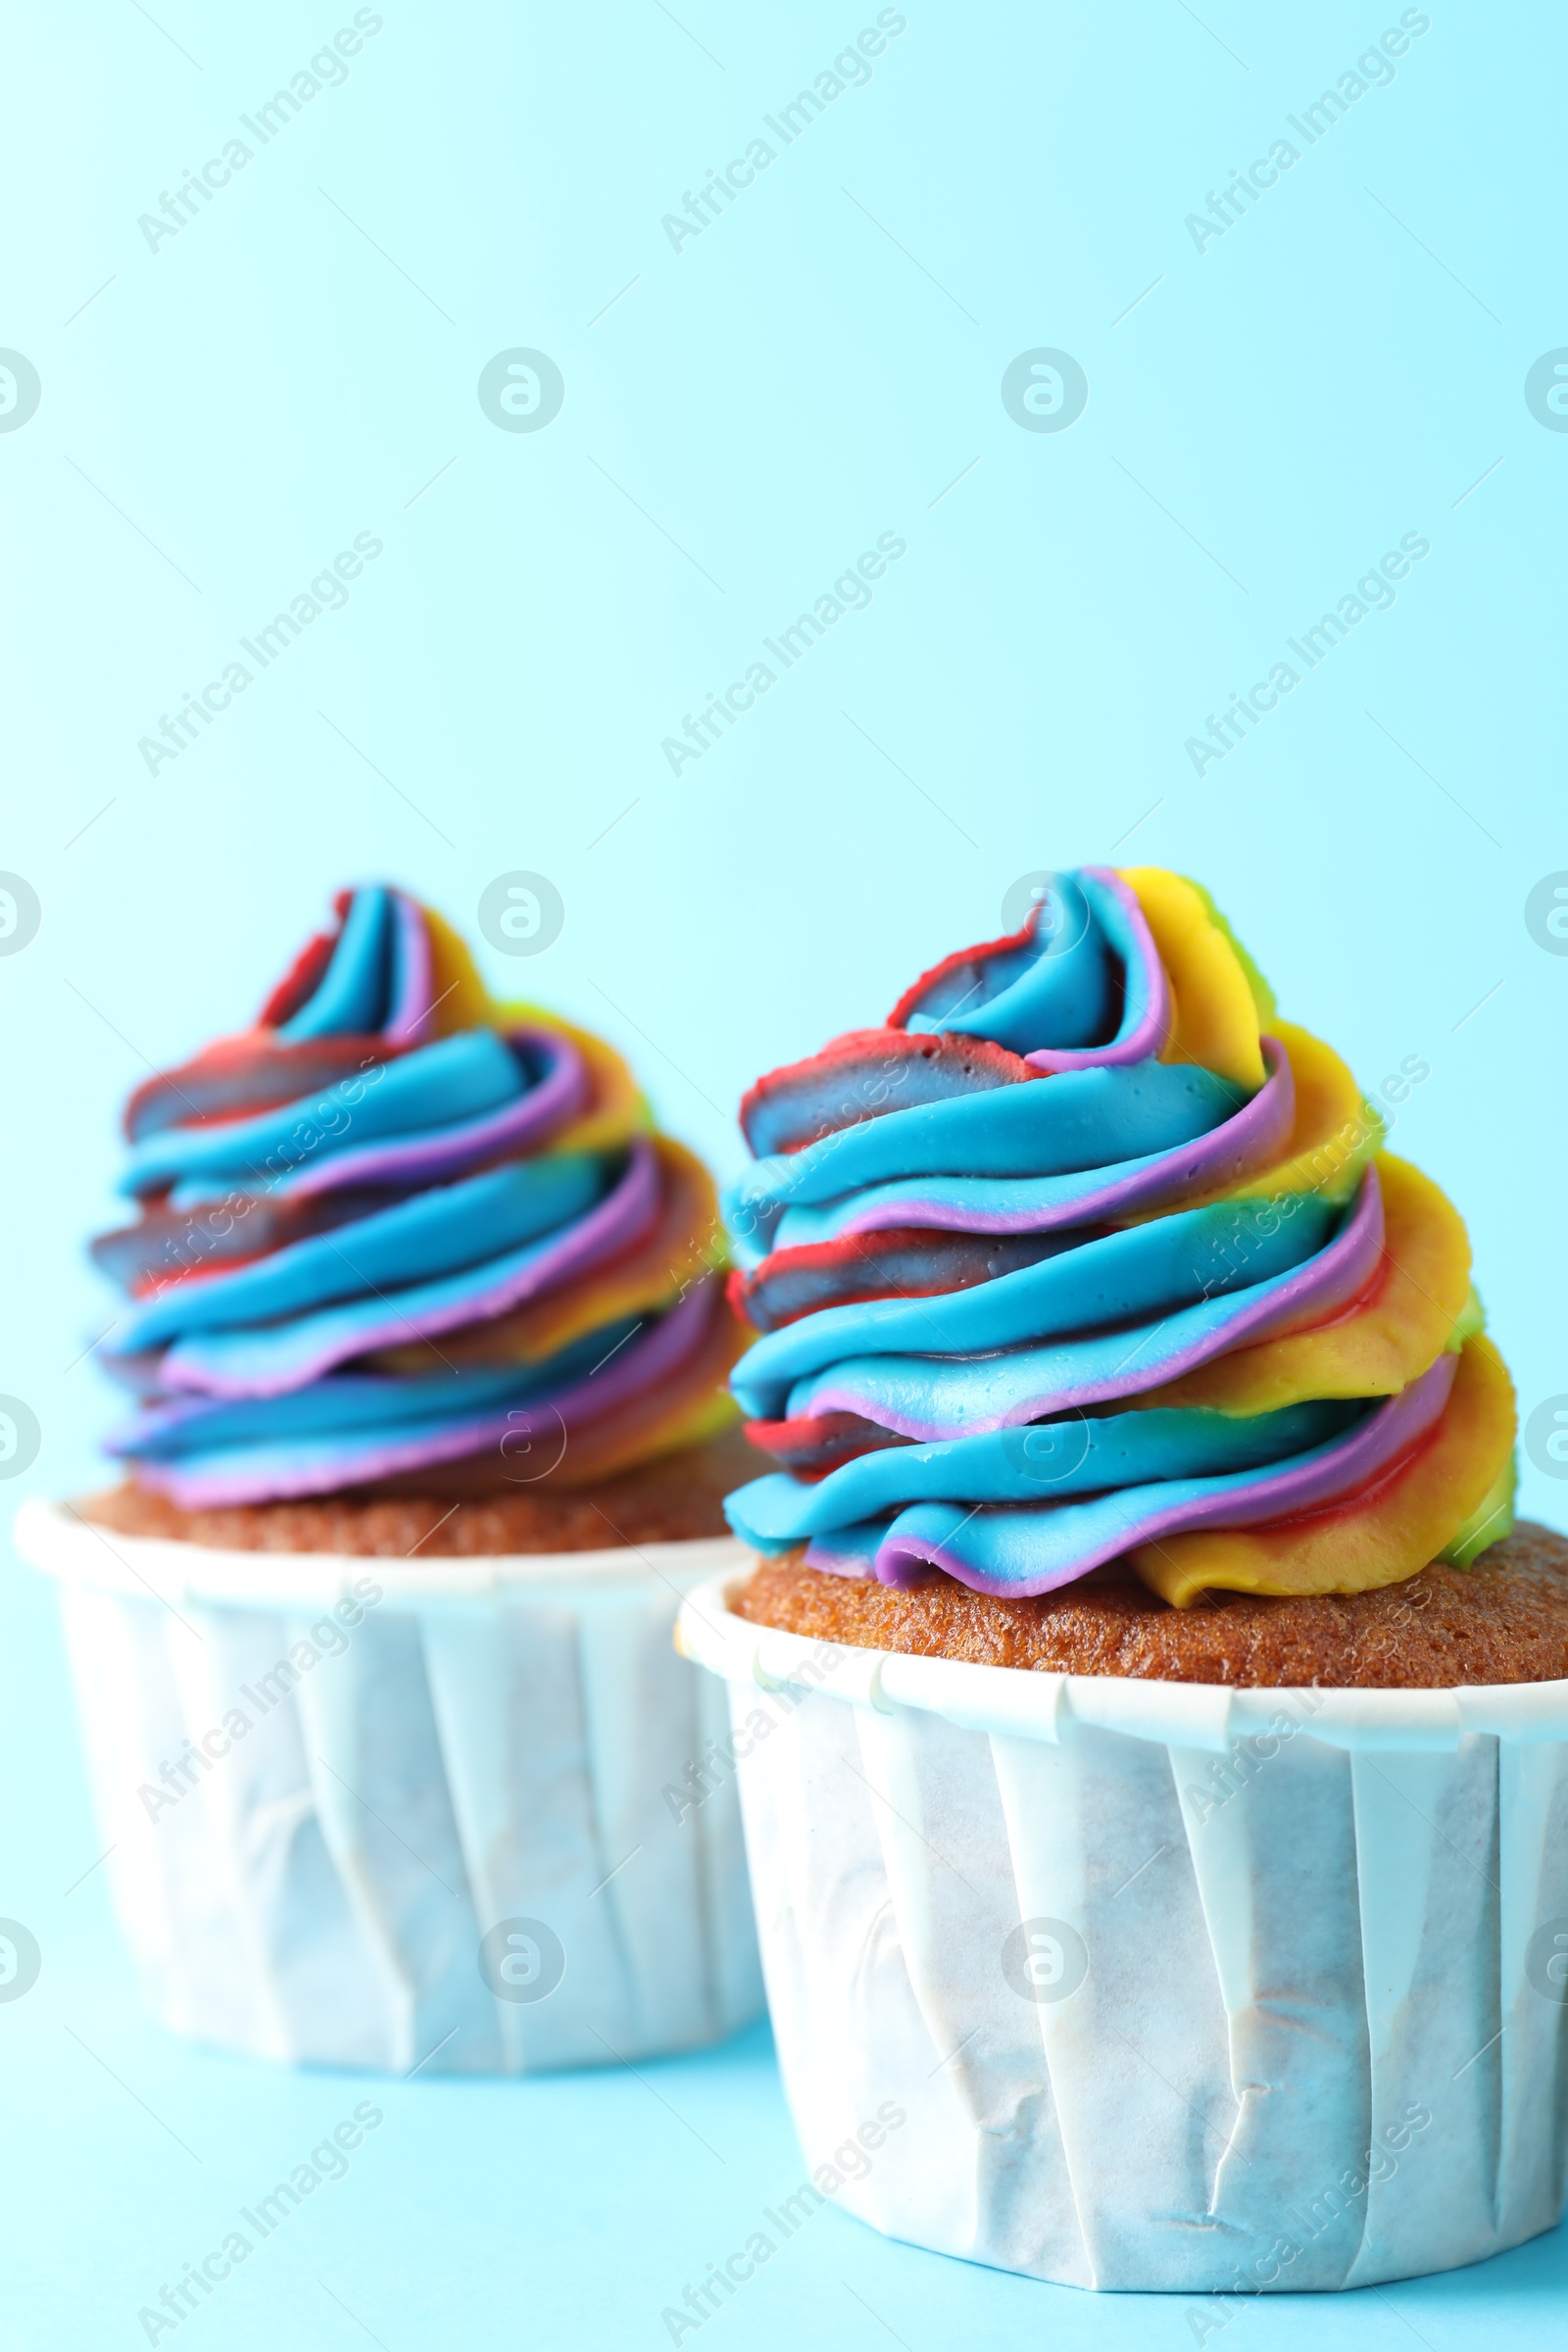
[
  {"xmin": 724, "ymin": 1398, "xmax": 1361, "ymax": 1546},
  {"xmin": 108, "ymin": 1278, "xmax": 729, "ymax": 1507},
  {"xmin": 117, "ymin": 1155, "xmax": 606, "ymax": 1348},
  {"xmin": 277, "ymin": 883, "xmax": 392, "ymax": 1039},
  {"xmin": 769, "ymin": 1151, "xmax": 1179, "ymax": 1250},
  {"xmin": 154, "ymin": 1186, "xmax": 619, "ymax": 1396},
  {"xmin": 904, "ymin": 868, "xmax": 1141, "ymax": 1054},
  {"xmin": 725, "ymin": 1059, "xmax": 1241, "ymax": 1236},
  {"xmin": 801, "ymin": 1356, "xmax": 1454, "ymax": 1593},
  {"xmin": 773, "ymin": 1218, "xmax": 1363, "ymax": 1438},
  {"xmin": 120, "ymin": 1028, "xmax": 523, "ymax": 1196},
  {"xmin": 904, "ymin": 872, "xmax": 1110, "ymax": 1048},
  {"xmin": 108, "ymin": 1330, "xmax": 624, "ymax": 1490},
  {"xmin": 733, "ymin": 1194, "xmax": 1337, "ymax": 1422},
  {"xmin": 814, "ymin": 1457, "xmax": 1320, "ymax": 1590},
  {"xmin": 115, "ymin": 1359, "xmax": 579, "ymax": 1453}
]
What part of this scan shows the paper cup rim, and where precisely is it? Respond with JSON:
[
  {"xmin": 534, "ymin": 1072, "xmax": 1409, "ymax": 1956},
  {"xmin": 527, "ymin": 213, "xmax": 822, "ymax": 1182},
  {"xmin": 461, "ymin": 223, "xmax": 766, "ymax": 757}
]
[
  {"xmin": 13, "ymin": 1495, "xmax": 752, "ymax": 1612},
  {"xmin": 674, "ymin": 1567, "xmax": 1568, "ymax": 1754}
]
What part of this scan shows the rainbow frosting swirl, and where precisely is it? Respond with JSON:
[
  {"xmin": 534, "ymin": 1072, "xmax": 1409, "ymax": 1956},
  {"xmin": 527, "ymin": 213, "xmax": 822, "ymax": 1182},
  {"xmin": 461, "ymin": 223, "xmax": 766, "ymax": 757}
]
[
  {"xmin": 722, "ymin": 867, "xmax": 1516, "ymax": 1605},
  {"xmin": 94, "ymin": 886, "xmax": 742, "ymax": 1507}
]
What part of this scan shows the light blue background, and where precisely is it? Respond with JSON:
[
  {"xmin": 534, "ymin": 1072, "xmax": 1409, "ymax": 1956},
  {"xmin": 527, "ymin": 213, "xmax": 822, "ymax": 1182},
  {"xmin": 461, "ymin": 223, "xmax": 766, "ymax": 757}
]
[{"xmin": 2, "ymin": 1, "xmax": 1565, "ymax": 2342}]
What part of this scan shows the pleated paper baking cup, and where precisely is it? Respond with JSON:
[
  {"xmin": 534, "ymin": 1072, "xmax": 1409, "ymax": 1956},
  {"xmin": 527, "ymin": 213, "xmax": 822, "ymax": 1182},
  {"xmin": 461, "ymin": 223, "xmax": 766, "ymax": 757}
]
[
  {"xmin": 17, "ymin": 1500, "xmax": 762, "ymax": 2074},
  {"xmin": 675, "ymin": 1568, "xmax": 1568, "ymax": 2294}
]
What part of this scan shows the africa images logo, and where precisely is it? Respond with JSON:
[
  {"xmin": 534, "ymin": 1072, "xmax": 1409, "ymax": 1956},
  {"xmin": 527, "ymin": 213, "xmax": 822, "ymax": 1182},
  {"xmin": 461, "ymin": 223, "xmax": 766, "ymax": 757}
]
[
  {"xmin": 1001, "ymin": 350, "xmax": 1088, "ymax": 433},
  {"xmin": 0, "ymin": 350, "xmax": 41, "ymax": 432},
  {"xmin": 476, "ymin": 351, "xmax": 564, "ymax": 433},
  {"xmin": 1525, "ymin": 352, "xmax": 1568, "ymax": 431}
]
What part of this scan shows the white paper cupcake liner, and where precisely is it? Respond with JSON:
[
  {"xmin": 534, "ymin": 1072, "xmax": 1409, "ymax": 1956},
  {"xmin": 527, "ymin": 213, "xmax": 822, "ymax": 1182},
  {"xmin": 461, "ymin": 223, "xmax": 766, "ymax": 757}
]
[
  {"xmin": 676, "ymin": 1566, "xmax": 1568, "ymax": 2293},
  {"xmin": 16, "ymin": 1499, "xmax": 763, "ymax": 2074}
]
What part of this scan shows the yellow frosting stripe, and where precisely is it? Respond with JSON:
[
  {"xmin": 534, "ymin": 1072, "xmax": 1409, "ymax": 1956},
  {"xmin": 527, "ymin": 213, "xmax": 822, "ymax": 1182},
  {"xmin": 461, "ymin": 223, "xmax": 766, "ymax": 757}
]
[
  {"xmin": 423, "ymin": 906, "xmax": 495, "ymax": 1034},
  {"xmin": 502, "ymin": 1137, "xmax": 727, "ymax": 1360},
  {"xmin": 1114, "ymin": 1022, "xmax": 1380, "ymax": 1239},
  {"xmin": 1438, "ymin": 1447, "xmax": 1517, "ymax": 1570},
  {"xmin": 1128, "ymin": 1334, "xmax": 1517, "ymax": 1606},
  {"xmin": 1118, "ymin": 867, "xmax": 1268, "ymax": 1091},
  {"xmin": 419, "ymin": 918, "xmax": 649, "ymax": 1152},
  {"xmin": 542, "ymin": 1290, "xmax": 749, "ymax": 1487},
  {"xmin": 1136, "ymin": 1154, "xmax": 1472, "ymax": 1415},
  {"xmin": 1249, "ymin": 1023, "xmax": 1384, "ymax": 1202},
  {"xmin": 491, "ymin": 999, "xmax": 650, "ymax": 1153},
  {"xmin": 569, "ymin": 1379, "xmax": 740, "ymax": 1480},
  {"xmin": 1193, "ymin": 1020, "xmax": 1381, "ymax": 1211}
]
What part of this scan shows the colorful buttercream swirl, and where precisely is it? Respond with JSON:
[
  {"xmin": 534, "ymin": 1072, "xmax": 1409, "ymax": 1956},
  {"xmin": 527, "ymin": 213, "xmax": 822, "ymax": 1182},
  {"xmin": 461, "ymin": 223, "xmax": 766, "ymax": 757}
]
[
  {"xmin": 94, "ymin": 886, "xmax": 743, "ymax": 1506},
  {"xmin": 722, "ymin": 867, "xmax": 1517, "ymax": 1606}
]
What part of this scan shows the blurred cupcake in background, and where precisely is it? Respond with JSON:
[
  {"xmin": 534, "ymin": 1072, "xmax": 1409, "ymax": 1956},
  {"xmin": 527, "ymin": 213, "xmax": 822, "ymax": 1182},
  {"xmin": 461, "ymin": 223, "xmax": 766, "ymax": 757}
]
[
  {"xmin": 90, "ymin": 879, "xmax": 750, "ymax": 1535},
  {"xmin": 18, "ymin": 885, "xmax": 761, "ymax": 2073}
]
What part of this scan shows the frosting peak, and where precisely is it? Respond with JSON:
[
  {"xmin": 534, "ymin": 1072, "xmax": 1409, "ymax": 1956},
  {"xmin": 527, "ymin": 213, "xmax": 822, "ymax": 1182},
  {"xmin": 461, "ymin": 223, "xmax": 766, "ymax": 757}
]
[{"xmin": 723, "ymin": 866, "xmax": 1515, "ymax": 1607}]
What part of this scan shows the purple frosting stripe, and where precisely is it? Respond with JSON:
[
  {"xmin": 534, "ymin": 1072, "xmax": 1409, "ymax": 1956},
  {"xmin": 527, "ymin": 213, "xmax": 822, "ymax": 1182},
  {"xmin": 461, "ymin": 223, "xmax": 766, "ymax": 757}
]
[
  {"xmin": 1137, "ymin": 1160, "xmax": 1388, "ymax": 1384},
  {"xmin": 275, "ymin": 1026, "xmax": 587, "ymax": 1199},
  {"xmin": 384, "ymin": 889, "xmax": 434, "ymax": 1045},
  {"xmin": 803, "ymin": 1166, "xmax": 1387, "ymax": 1441},
  {"xmin": 132, "ymin": 1281, "xmax": 722, "ymax": 1507},
  {"xmin": 159, "ymin": 1137, "xmax": 663, "ymax": 1397},
  {"xmin": 1023, "ymin": 869, "xmax": 1172, "ymax": 1074},
  {"xmin": 872, "ymin": 1348, "xmax": 1458, "ymax": 1594},
  {"xmin": 833, "ymin": 1036, "xmax": 1297, "ymax": 1241}
]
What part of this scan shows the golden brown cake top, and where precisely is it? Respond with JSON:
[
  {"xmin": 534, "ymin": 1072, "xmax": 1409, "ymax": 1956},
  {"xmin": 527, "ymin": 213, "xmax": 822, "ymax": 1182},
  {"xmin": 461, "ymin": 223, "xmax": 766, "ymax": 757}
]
[{"xmin": 732, "ymin": 1523, "xmax": 1568, "ymax": 1689}]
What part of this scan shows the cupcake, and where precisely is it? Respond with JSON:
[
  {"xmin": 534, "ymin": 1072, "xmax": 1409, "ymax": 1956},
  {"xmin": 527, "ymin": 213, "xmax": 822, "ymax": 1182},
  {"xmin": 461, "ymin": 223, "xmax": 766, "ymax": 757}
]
[
  {"xmin": 676, "ymin": 865, "xmax": 1568, "ymax": 2291},
  {"xmin": 18, "ymin": 884, "xmax": 762, "ymax": 2072}
]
